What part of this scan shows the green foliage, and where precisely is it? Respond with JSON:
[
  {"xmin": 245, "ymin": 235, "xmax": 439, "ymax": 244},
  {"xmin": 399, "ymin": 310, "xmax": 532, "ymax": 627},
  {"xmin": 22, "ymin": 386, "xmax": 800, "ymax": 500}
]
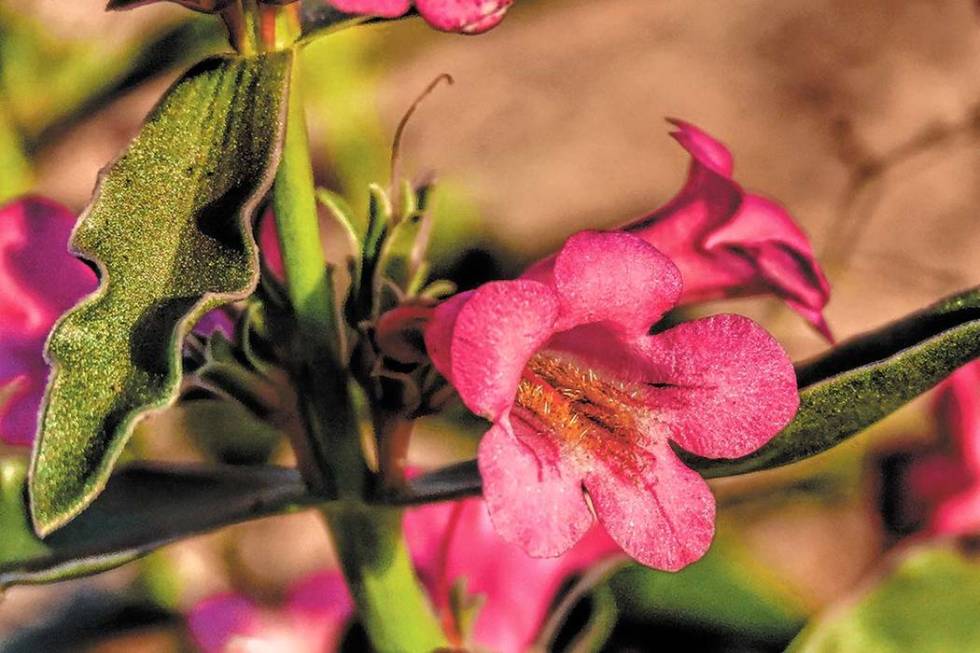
[
  {"xmin": 788, "ymin": 544, "xmax": 980, "ymax": 652},
  {"xmin": 691, "ymin": 286, "xmax": 980, "ymax": 478},
  {"xmin": 29, "ymin": 52, "xmax": 292, "ymax": 535},
  {"xmin": 610, "ymin": 527, "xmax": 805, "ymax": 642},
  {"xmin": 1, "ymin": 458, "xmax": 311, "ymax": 589}
]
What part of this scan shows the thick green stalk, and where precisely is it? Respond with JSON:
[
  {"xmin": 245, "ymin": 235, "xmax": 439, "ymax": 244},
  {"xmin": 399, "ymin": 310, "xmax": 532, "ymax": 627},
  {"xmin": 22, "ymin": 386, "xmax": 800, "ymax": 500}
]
[
  {"xmin": 271, "ymin": 46, "xmax": 447, "ymax": 651},
  {"xmin": 324, "ymin": 504, "xmax": 449, "ymax": 651},
  {"xmin": 273, "ymin": 50, "xmax": 361, "ymax": 495}
]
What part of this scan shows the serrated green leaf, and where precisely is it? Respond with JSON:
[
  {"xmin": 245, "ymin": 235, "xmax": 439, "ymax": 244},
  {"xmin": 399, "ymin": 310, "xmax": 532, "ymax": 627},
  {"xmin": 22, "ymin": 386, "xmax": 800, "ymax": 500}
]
[
  {"xmin": 29, "ymin": 52, "xmax": 292, "ymax": 535},
  {"xmin": 690, "ymin": 286, "xmax": 980, "ymax": 478},
  {"xmin": 788, "ymin": 543, "xmax": 980, "ymax": 653},
  {"xmin": 3, "ymin": 459, "xmax": 312, "ymax": 589}
]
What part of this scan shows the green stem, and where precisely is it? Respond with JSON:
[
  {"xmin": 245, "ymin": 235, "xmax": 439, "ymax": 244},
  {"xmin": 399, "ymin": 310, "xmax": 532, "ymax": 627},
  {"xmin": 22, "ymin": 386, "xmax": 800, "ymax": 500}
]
[
  {"xmin": 324, "ymin": 504, "xmax": 449, "ymax": 651},
  {"xmin": 271, "ymin": 45, "xmax": 447, "ymax": 651},
  {"xmin": 273, "ymin": 49, "xmax": 360, "ymax": 495}
]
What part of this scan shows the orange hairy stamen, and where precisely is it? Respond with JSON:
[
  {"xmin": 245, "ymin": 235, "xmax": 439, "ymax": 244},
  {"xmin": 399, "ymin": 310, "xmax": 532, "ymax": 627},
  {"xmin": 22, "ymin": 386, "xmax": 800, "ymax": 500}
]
[{"xmin": 514, "ymin": 353, "xmax": 648, "ymax": 472}]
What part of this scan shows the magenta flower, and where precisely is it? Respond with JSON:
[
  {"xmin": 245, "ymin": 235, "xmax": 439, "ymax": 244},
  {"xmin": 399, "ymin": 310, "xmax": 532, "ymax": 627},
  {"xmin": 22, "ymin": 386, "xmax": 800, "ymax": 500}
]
[
  {"xmin": 526, "ymin": 120, "xmax": 832, "ymax": 340},
  {"xmin": 188, "ymin": 571, "xmax": 353, "ymax": 652},
  {"xmin": 0, "ymin": 197, "xmax": 96, "ymax": 446},
  {"xmin": 404, "ymin": 498, "xmax": 619, "ymax": 651},
  {"xmin": 328, "ymin": 0, "xmax": 513, "ymax": 33},
  {"xmin": 905, "ymin": 361, "xmax": 980, "ymax": 536},
  {"xmin": 425, "ymin": 230, "xmax": 799, "ymax": 570}
]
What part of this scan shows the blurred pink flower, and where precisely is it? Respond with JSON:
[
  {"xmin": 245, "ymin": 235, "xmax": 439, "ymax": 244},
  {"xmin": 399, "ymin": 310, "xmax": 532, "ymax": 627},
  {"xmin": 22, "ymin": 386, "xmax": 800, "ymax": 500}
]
[
  {"xmin": 405, "ymin": 497, "xmax": 619, "ymax": 651},
  {"xmin": 188, "ymin": 572, "xmax": 353, "ymax": 653},
  {"xmin": 328, "ymin": 0, "xmax": 513, "ymax": 33},
  {"xmin": 0, "ymin": 197, "xmax": 96, "ymax": 446},
  {"xmin": 526, "ymin": 120, "xmax": 833, "ymax": 340},
  {"xmin": 425, "ymin": 230, "xmax": 799, "ymax": 570},
  {"xmin": 905, "ymin": 361, "xmax": 980, "ymax": 536}
]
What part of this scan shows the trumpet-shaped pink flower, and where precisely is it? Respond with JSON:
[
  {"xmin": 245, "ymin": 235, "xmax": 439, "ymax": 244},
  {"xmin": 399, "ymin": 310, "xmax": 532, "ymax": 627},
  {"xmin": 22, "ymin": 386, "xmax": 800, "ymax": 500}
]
[
  {"xmin": 0, "ymin": 197, "xmax": 96, "ymax": 445},
  {"xmin": 425, "ymin": 230, "xmax": 799, "ymax": 570},
  {"xmin": 328, "ymin": 0, "xmax": 512, "ymax": 33},
  {"xmin": 526, "ymin": 120, "xmax": 832, "ymax": 340},
  {"xmin": 905, "ymin": 361, "xmax": 980, "ymax": 536}
]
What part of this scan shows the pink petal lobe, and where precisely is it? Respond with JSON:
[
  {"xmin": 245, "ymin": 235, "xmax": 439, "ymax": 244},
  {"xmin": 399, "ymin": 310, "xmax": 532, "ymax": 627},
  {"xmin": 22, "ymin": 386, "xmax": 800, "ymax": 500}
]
[
  {"xmin": 406, "ymin": 498, "xmax": 617, "ymax": 653},
  {"xmin": 416, "ymin": 0, "xmax": 513, "ymax": 33},
  {"xmin": 584, "ymin": 443, "xmax": 715, "ymax": 571},
  {"xmin": 551, "ymin": 230, "xmax": 681, "ymax": 336},
  {"xmin": 666, "ymin": 118, "xmax": 734, "ymax": 177},
  {"xmin": 448, "ymin": 280, "xmax": 558, "ymax": 420},
  {"xmin": 286, "ymin": 571, "xmax": 355, "ymax": 652},
  {"xmin": 423, "ymin": 289, "xmax": 473, "ymax": 384},
  {"xmin": 0, "ymin": 197, "xmax": 97, "ymax": 445},
  {"xmin": 327, "ymin": 0, "xmax": 410, "ymax": 17},
  {"xmin": 258, "ymin": 208, "xmax": 285, "ymax": 281},
  {"xmin": 705, "ymin": 194, "xmax": 832, "ymax": 340},
  {"xmin": 187, "ymin": 594, "xmax": 263, "ymax": 653},
  {"xmin": 935, "ymin": 362, "xmax": 980, "ymax": 473},
  {"xmin": 479, "ymin": 420, "xmax": 594, "ymax": 558},
  {"xmin": 639, "ymin": 314, "xmax": 799, "ymax": 459},
  {"xmin": 0, "ymin": 197, "xmax": 94, "ymax": 339}
]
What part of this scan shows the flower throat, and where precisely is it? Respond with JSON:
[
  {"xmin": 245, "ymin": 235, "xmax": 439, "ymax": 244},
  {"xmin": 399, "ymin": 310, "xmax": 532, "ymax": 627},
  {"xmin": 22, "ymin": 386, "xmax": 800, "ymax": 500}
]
[{"xmin": 514, "ymin": 352, "xmax": 647, "ymax": 471}]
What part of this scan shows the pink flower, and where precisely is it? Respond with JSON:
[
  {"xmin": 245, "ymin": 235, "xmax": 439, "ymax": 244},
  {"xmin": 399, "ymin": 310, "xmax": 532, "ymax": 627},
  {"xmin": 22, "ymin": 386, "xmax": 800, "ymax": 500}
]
[
  {"xmin": 526, "ymin": 120, "xmax": 833, "ymax": 340},
  {"xmin": 425, "ymin": 230, "xmax": 799, "ymax": 570},
  {"xmin": 905, "ymin": 361, "xmax": 980, "ymax": 536},
  {"xmin": 404, "ymin": 498, "xmax": 619, "ymax": 651},
  {"xmin": 0, "ymin": 197, "xmax": 96, "ymax": 446},
  {"xmin": 188, "ymin": 572, "xmax": 353, "ymax": 653},
  {"xmin": 327, "ymin": 0, "xmax": 513, "ymax": 33}
]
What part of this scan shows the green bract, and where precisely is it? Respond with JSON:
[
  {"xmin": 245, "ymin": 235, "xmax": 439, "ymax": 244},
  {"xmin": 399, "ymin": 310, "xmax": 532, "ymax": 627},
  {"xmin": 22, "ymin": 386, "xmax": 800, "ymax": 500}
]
[{"xmin": 29, "ymin": 52, "xmax": 292, "ymax": 536}]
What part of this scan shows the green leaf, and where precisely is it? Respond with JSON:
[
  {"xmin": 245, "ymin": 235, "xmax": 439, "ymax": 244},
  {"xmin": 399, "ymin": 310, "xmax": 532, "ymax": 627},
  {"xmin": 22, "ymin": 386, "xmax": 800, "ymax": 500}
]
[
  {"xmin": 29, "ymin": 52, "xmax": 292, "ymax": 535},
  {"xmin": 690, "ymin": 286, "xmax": 980, "ymax": 478},
  {"xmin": 788, "ymin": 543, "xmax": 980, "ymax": 653},
  {"xmin": 2, "ymin": 459, "xmax": 312, "ymax": 589}
]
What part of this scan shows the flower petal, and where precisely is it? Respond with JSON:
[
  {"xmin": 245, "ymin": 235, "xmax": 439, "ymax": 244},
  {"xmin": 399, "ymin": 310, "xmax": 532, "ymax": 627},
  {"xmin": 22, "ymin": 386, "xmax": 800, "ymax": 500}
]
[
  {"xmin": 639, "ymin": 314, "xmax": 799, "ymax": 459},
  {"xmin": 666, "ymin": 118, "xmax": 734, "ymax": 177},
  {"xmin": 0, "ymin": 197, "xmax": 95, "ymax": 339},
  {"xmin": 423, "ymin": 290, "xmax": 473, "ymax": 386},
  {"xmin": 286, "ymin": 571, "xmax": 354, "ymax": 652},
  {"xmin": 416, "ymin": 0, "xmax": 513, "ymax": 33},
  {"xmin": 479, "ymin": 420, "xmax": 593, "ymax": 558},
  {"xmin": 0, "ymin": 197, "xmax": 96, "ymax": 445},
  {"xmin": 448, "ymin": 280, "xmax": 557, "ymax": 419},
  {"xmin": 935, "ymin": 361, "xmax": 980, "ymax": 473},
  {"xmin": 187, "ymin": 594, "xmax": 263, "ymax": 653},
  {"xmin": 551, "ymin": 230, "xmax": 681, "ymax": 336},
  {"xmin": 625, "ymin": 122, "xmax": 832, "ymax": 339},
  {"xmin": 584, "ymin": 443, "xmax": 714, "ymax": 571},
  {"xmin": 705, "ymin": 194, "xmax": 833, "ymax": 340},
  {"xmin": 327, "ymin": 0, "xmax": 410, "ymax": 18}
]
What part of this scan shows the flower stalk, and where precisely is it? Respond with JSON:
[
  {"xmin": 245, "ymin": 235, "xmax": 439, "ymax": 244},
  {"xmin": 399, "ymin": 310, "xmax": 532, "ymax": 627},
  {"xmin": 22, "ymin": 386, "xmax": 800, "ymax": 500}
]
[{"xmin": 270, "ymin": 31, "xmax": 447, "ymax": 650}]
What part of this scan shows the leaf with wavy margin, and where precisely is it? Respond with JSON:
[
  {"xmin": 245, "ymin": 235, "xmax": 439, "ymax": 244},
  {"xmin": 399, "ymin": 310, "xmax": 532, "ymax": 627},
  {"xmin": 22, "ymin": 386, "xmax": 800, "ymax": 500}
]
[{"xmin": 29, "ymin": 52, "xmax": 291, "ymax": 535}]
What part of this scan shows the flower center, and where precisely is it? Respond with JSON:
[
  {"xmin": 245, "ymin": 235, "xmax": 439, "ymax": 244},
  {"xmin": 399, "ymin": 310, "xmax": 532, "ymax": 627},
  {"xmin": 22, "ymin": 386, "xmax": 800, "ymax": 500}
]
[{"xmin": 514, "ymin": 352, "xmax": 648, "ymax": 470}]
